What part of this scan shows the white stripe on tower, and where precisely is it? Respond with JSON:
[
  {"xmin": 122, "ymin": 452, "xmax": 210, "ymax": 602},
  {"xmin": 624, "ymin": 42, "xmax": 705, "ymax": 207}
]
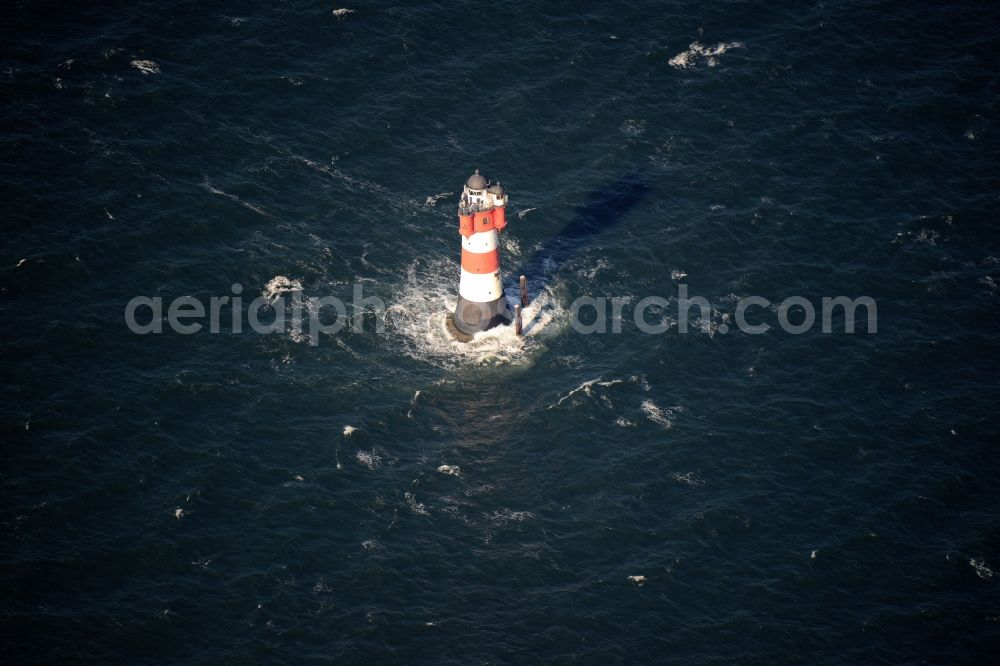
[
  {"xmin": 461, "ymin": 229, "xmax": 498, "ymax": 253},
  {"xmin": 459, "ymin": 268, "xmax": 503, "ymax": 302},
  {"xmin": 460, "ymin": 226, "xmax": 501, "ymax": 302}
]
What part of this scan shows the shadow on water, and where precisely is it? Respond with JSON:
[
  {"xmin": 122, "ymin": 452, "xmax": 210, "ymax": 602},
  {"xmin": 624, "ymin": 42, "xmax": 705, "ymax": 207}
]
[{"xmin": 517, "ymin": 173, "xmax": 649, "ymax": 287}]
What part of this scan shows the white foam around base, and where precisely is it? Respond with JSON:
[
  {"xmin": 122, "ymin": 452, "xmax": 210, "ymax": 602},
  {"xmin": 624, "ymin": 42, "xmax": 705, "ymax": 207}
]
[{"xmin": 385, "ymin": 258, "xmax": 569, "ymax": 369}]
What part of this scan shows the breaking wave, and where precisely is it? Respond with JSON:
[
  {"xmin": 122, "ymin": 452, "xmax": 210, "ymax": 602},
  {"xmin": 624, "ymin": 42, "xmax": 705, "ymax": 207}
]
[
  {"xmin": 668, "ymin": 41, "xmax": 744, "ymax": 69},
  {"xmin": 641, "ymin": 399, "xmax": 682, "ymax": 429},
  {"xmin": 131, "ymin": 59, "xmax": 160, "ymax": 74},
  {"xmin": 262, "ymin": 275, "xmax": 303, "ymax": 300}
]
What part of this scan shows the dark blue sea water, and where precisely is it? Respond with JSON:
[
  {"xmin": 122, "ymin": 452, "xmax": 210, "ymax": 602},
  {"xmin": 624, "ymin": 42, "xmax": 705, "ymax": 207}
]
[{"xmin": 3, "ymin": 1, "xmax": 1000, "ymax": 662}]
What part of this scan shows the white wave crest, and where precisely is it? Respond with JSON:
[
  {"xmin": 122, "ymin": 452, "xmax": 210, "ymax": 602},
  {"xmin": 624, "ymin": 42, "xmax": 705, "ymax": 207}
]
[
  {"xmin": 642, "ymin": 400, "xmax": 682, "ymax": 429},
  {"xmin": 550, "ymin": 377, "xmax": 627, "ymax": 409},
  {"xmin": 424, "ymin": 191, "xmax": 452, "ymax": 206},
  {"xmin": 404, "ymin": 491, "xmax": 429, "ymax": 515},
  {"xmin": 971, "ymin": 558, "xmax": 995, "ymax": 579},
  {"xmin": 201, "ymin": 179, "xmax": 270, "ymax": 217},
  {"xmin": 355, "ymin": 449, "xmax": 381, "ymax": 470},
  {"xmin": 671, "ymin": 472, "xmax": 705, "ymax": 486},
  {"xmin": 486, "ymin": 508, "xmax": 533, "ymax": 525},
  {"xmin": 621, "ymin": 119, "xmax": 647, "ymax": 135},
  {"xmin": 262, "ymin": 275, "xmax": 303, "ymax": 300},
  {"xmin": 669, "ymin": 41, "xmax": 743, "ymax": 69},
  {"xmin": 407, "ymin": 390, "xmax": 421, "ymax": 418},
  {"xmin": 131, "ymin": 59, "xmax": 160, "ymax": 75},
  {"xmin": 550, "ymin": 374, "xmax": 647, "ymax": 410}
]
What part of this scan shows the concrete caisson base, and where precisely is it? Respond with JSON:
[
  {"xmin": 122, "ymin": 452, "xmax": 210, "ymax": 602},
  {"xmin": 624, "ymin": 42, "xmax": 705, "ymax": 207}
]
[
  {"xmin": 444, "ymin": 313, "xmax": 474, "ymax": 342},
  {"xmin": 449, "ymin": 294, "xmax": 513, "ymax": 340}
]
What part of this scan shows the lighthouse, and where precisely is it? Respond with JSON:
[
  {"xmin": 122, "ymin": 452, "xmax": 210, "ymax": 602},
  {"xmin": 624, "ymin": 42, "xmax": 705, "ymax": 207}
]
[{"xmin": 446, "ymin": 169, "xmax": 515, "ymax": 341}]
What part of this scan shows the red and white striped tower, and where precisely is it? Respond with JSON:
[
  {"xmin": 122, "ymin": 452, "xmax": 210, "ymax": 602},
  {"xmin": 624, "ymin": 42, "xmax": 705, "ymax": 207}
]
[{"xmin": 448, "ymin": 169, "xmax": 513, "ymax": 340}]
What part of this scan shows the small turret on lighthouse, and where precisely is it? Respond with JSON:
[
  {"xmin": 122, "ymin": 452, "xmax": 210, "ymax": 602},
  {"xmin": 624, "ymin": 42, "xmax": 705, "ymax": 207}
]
[{"xmin": 446, "ymin": 169, "xmax": 514, "ymax": 341}]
